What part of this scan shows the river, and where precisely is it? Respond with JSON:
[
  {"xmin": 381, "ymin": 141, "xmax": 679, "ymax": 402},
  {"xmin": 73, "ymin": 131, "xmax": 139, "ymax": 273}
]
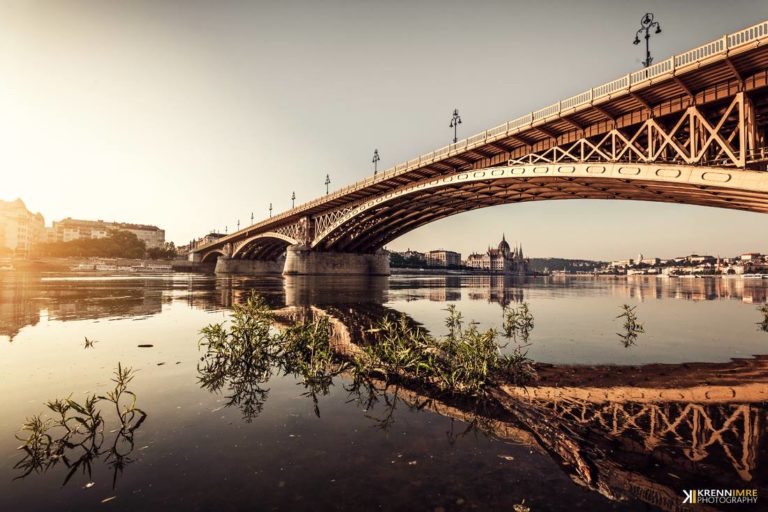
[{"xmin": 1, "ymin": 272, "xmax": 766, "ymax": 511}]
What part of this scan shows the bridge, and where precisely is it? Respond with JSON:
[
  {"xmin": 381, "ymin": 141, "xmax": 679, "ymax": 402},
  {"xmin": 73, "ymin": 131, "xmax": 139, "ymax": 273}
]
[{"xmin": 191, "ymin": 19, "xmax": 768, "ymax": 275}]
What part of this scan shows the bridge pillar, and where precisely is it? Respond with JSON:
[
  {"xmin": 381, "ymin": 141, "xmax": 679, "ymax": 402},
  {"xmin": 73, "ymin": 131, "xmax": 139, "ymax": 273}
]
[
  {"xmin": 214, "ymin": 257, "xmax": 284, "ymax": 275},
  {"xmin": 283, "ymin": 245, "xmax": 390, "ymax": 276}
]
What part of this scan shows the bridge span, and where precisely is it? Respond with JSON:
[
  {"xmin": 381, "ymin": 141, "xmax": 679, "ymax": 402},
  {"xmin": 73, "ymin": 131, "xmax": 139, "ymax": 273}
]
[{"xmin": 191, "ymin": 19, "xmax": 768, "ymax": 275}]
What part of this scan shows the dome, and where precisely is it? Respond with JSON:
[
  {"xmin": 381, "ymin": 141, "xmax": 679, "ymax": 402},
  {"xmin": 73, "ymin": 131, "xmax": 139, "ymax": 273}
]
[{"xmin": 497, "ymin": 234, "xmax": 510, "ymax": 253}]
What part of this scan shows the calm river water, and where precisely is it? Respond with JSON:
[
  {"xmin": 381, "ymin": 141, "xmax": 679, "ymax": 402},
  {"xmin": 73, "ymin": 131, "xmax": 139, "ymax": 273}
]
[{"xmin": 1, "ymin": 272, "xmax": 767, "ymax": 511}]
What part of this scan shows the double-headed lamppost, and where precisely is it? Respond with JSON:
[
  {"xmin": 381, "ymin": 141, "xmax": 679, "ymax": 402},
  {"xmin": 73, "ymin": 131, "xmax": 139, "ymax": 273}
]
[
  {"xmin": 372, "ymin": 149, "xmax": 380, "ymax": 176},
  {"xmin": 633, "ymin": 13, "xmax": 662, "ymax": 67},
  {"xmin": 291, "ymin": 191, "xmax": 296, "ymax": 208},
  {"xmin": 449, "ymin": 108, "xmax": 462, "ymax": 143},
  {"xmin": 325, "ymin": 174, "xmax": 331, "ymax": 195}
]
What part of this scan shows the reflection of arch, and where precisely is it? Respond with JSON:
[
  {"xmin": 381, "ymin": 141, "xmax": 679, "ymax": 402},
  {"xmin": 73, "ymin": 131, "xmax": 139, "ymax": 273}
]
[
  {"xmin": 311, "ymin": 163, "xmax": 768, "ymax": 253},
  {"xmin": 232, "ymin": 232, "xmax": 297, "ymax": 260},
  {"xmin": 200, "ymin": 250, "xmax": 225, "ymax": 263}
]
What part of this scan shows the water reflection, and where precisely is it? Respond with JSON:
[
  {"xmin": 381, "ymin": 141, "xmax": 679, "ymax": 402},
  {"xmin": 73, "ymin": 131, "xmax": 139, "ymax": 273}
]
[
  {"xmin": 315, "ymin": 304, "xmax": 768, "ymax": 512},
  {"xmin": 4, "ymin": 272, "xmax": 768, "ymax": 511},
  {"xmin": 13, "ymin": 365, "xmax": 148, "ymax": 490}
]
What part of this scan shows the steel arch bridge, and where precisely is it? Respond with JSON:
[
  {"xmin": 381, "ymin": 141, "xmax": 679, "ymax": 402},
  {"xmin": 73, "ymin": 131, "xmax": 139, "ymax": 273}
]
[{"xmin": 190, "ymin": 19, "xmax": 768, "ymax": 273}]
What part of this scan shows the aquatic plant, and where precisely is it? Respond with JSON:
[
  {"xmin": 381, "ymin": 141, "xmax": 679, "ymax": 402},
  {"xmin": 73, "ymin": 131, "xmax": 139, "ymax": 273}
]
[
  {"xmin": 617, "ymin": 304, "xmax": 645, "ymax": 347},
  {"xmin": 199, "ymin": 293, "xmax": 537, "ymax": 422},
  {"xmin": 500, "ymin": 303, "xmax": 537, "ymax": 386},
  {"xmin": 281, "ymin": 315, "xmax": 347, "ymax": 417},
  {"xmin": 199, "ymin": 292, "xmax": 347, "ymax": 419},
  {"xmin": 13, "ymin": 364, "xmax": 147, "ymax": 488},
  {"xmin": 758, "ymin": 304, "xmax": 768, "ymax": 332},
  {"xmin": 502, "ymin": 302, "xmax": 534, "ymax": 342},
  {"xmin": 351, "ymin": 305, "xmax": 536, "ymax": 396}
]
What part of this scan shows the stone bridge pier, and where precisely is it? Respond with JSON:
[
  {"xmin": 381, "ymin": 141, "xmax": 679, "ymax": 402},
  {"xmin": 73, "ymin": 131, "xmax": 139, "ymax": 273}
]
[{"xmin": 282, "ymin": 245, "xmax": 390, "ymax": 276}]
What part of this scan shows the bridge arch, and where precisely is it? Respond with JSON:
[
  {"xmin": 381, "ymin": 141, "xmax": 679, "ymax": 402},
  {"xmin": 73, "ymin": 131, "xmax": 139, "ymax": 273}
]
[
  {"xmin": 311, "ymin": 163, "xmax": 768, "ymax": 253},
  {"xmin": 232, "ymin": 232, "xmax": 298, "ymax": 260},
  {"xmin": 200, "ymin": 249, "xmax": 226, "ymax": 263}
]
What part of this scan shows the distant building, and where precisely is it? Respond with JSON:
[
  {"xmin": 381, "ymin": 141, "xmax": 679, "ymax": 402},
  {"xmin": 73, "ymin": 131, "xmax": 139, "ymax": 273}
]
[
  {"xmin": 0, "ymin": 199, "xmax": 45, "ymax": 258},
  {"xmin": 426, "ymin": 249, "xmax": 461, "ymax": 268},
  {"xmin": 465, "ymin": 235, "xmax": 528, "ymax": 275},
  {"xmin": 740, "ymin": 252, "xmax": 762, "ymax": 262},
  {"xmin": 401, "ymin": 249, "xmax": 426, "ymax": 263},
  {"xmin": 50, "ymin": 218, "xmax": 165, "ymax": 248},
  {"xmin": 200, "ymin": 232, "xmax": 226, "ymax": 246}
]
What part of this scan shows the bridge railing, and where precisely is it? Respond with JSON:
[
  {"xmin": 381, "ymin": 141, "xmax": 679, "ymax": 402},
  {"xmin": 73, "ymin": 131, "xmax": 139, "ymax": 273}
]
[
  {"xmin": 674, "ymin": 36, "xmax": 726, "ymax": 68},
  {"xmin": 194, "ymin": 19, "xmax": 768, "ymax": 253},
  {"xmin": 630, "ymin": 57, "xmax": 674, "ymax": 85},
  {"xmin": 728, "ymin": 21, "xmax": 768, "ymax": 47}
]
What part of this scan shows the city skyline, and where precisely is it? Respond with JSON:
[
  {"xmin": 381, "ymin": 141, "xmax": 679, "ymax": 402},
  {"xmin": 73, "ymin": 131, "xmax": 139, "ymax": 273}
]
[{"xmin": 3, "ymin": 1, "xmax": 768, "ymax": 260}]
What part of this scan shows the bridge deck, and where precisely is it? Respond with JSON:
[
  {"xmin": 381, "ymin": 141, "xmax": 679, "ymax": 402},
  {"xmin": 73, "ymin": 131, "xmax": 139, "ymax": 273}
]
[{"xmin": 194, "ymin": 19, "xmax": 768, "ymax": 256}]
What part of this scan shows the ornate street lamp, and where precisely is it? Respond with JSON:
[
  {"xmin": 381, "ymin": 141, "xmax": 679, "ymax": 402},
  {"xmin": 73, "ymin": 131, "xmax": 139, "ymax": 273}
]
[
  {"xmin": 325, "ymin": 174, "xmax": 331, "ymax": 195},
  {"xmin": 291, "ymin": 191, "xmax": 296, "ymax": 208},
  {"xmin": 633, "ymin": 13, "xmax": 662, "ymax": 67},
  {"xmin": 449, "ymin": 108, "xmax": 462, "ymax": 143},
  {"xmin": 372, "ymin": 149, "xmax": 380, "ymax": 176}
]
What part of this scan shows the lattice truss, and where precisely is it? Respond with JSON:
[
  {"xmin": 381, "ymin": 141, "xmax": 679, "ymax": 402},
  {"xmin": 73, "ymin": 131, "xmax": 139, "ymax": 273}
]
[
  {"xmin": 274, "ymin": 222, "xmax": 305, "ymax": 242},
  {"xmin": 312, "ymin": 206, "xmax": 354, "ymax": 244},
  {"xmin": 509, "ymin": 93, "xmax": 761, "ymax": 169},
  {"xmin": 544, "ymin": 398, "xmax": 762, "ymax": 481},
  {"xmin": 229, "ymin": 222, "xmax": 307, "ymax": 260}
]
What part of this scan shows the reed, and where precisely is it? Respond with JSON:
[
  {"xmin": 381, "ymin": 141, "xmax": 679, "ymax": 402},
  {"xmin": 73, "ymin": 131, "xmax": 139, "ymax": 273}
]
[
  {"xmin": 617, "ymin": 304, "xmax": 645, "ymax": 347},
  {"xmin": 758, "ymin": 304, "xmax": 768, "ymax": 332}
]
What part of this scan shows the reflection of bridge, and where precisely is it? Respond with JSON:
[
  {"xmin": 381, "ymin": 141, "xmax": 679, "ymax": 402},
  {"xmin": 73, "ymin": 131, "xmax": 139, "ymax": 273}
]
[
  {"xmin": 302, "ymin": 303, "xmax": 768, "ymax": 512},
  {"xmin": 191, "ymin": 20, "xmax": 768, "ymax": 276}
]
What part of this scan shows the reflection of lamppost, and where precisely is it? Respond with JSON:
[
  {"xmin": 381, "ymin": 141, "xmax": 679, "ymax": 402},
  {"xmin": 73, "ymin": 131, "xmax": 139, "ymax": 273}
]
[
  {"xmin": 372, "ymin": 149, "xmax": 380, "ymax": 176},
  {"xmin": 291, "ymin": 191, "xmax": 296, "ymax": 208},
  {"xmin": 269, "ymin": 203, "xmax": 273, "ymax": 218},
  {"xmin": 449, "ymin": 108, "xmax": 462, "ymax": 143},
  {"xmin": 633, "ymin": 13, "xmax": 662, "ymax": 67},
  {"xmin": 325, "ymin": 174, "xmax": 331, "ymax": 195}
]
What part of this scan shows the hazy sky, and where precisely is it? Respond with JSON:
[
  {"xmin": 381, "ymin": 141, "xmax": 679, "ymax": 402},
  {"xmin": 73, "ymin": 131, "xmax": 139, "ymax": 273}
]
[{"xmin": 2, "ymin": 0, "xmax": 768, "ymax": 260}]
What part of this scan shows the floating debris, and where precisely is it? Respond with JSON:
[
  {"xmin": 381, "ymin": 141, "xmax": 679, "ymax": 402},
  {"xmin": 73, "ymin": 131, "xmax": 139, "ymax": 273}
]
[
  {"xmin": 101, "ymin": 496, "xmax": 117, "ymax": 503},
  {"xmin": 137, "ymin": 344, "xmax": 154, "ymax": 348},
  {"xmin": 84, "ymin": 482, "xmax": 95, "ymax": 489},
  {"xmin": 498, "ymin": 454, "xmax": 515, "ymax": 461}
]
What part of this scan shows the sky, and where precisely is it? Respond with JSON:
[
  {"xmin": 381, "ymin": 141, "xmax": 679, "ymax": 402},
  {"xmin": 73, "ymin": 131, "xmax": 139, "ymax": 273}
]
[{"xmin": 1, "ymin": 0, "xmax": 768, "ymax": 260}]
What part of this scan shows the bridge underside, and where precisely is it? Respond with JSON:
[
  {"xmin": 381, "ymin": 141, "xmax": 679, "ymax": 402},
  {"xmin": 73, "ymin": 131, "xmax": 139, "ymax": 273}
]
[{"xmin": 313, "ymin": 163, "xmax": 768, "ymax": 253}]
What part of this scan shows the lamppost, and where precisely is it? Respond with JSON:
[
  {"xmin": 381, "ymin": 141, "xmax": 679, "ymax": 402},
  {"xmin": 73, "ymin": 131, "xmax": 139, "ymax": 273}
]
[
  {"xmin": 372, "ymin": 149, "xmax": 380, "ymax": 176},
  {"xmin": 633, "ymin": 13, "xmax": 662, "ymax": 67},
  {"xmin": 250, "ymin": 212, "xmax": 254, "ymax": 225},
  {"xmin": 449, "ymin": 108, "xmax": 462, "ymax": 143},
  {"xmin": 291, "ymin": 191, "xmax": 296, "ymax": 208},
  {"xmin": 325, "ymin": 174, "xmax": 331, "ymax": 195},
  {"xmin": 269, "ymin": 203, "xmax": 273, "ymax": 218},
  {"xmin": 237, "ymin": 220, "xmax": 240, "ymax": 231}
]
